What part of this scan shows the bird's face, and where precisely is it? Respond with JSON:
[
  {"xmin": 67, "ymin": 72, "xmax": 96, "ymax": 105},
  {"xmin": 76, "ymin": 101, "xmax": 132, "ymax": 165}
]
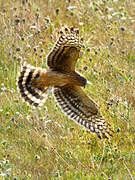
[
  {"xmin": 74, "ymin": 72, "xmax": 87, "ymax": 88},
  {"xmin": 82, "ymin": 76, "xmax": 87, "ymax": 88}
]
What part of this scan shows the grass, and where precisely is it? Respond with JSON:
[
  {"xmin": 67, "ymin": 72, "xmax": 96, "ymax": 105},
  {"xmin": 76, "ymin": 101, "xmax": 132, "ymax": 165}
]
[{"xmin": 0, "ymin": 0, "xmax": 135, "ymax": 179}]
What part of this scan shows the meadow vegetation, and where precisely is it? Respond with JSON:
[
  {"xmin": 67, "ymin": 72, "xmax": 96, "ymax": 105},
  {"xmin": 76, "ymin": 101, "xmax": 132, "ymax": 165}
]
[{"xmin": 0, "ymin": 0, "xmax": 135, "ymax": 179}]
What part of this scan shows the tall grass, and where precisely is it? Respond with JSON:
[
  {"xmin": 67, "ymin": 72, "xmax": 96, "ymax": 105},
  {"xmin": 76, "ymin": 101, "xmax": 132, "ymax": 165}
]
[{"xmin": 0, "ymin": 0, "xmax": 135, "ymax": 179}]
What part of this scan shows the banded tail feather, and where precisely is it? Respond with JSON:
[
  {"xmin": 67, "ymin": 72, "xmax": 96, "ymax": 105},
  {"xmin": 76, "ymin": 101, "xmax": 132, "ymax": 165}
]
[
  {"xmin": 18, "ymin": 62, "xmax": 48, "ymax": 107},
  {"xmin": 54, "ymin": 86, "xmax": 113, "ymax": 139}
]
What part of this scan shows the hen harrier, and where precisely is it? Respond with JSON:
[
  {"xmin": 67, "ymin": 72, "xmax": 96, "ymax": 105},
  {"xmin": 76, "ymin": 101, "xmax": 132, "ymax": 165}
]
[{"xmin": 18, "ymin": 27, "xmax": 113, "ymax": 139}]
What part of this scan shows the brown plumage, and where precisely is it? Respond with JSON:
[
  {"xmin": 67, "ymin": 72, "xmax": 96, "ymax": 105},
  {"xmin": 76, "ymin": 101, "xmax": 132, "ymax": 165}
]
[{"xmin": 18, "ymin": 27, "xmax": 113, "ymax": 139}]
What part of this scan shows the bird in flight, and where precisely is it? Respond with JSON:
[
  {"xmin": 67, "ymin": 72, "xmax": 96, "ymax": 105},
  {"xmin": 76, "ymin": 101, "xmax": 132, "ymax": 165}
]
[{"xmin": 18, "ymin": 27, "xmax": 113, "ymax": 139}]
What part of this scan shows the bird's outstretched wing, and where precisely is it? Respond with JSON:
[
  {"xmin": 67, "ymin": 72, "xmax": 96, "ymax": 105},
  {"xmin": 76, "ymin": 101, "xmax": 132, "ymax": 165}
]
[
  {"xmin": 47, "ymin": 27, "xmax": 82, "ymax": 72},
  {"xmin": 54, "ymin": 85, "xmax": 113, "ymax": 139}
]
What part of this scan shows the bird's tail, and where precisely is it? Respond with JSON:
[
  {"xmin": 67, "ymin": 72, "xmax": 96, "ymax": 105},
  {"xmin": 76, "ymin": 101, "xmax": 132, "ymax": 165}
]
[{"xmin": 17, "ymin": 62, "xmax": 49, "ymax": 106}]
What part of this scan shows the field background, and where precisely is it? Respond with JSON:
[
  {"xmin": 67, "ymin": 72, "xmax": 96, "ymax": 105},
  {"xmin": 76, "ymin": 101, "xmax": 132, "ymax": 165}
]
[{"xmin": 0, "ymin": 0, "xmax": 135, "ymax": 179}]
